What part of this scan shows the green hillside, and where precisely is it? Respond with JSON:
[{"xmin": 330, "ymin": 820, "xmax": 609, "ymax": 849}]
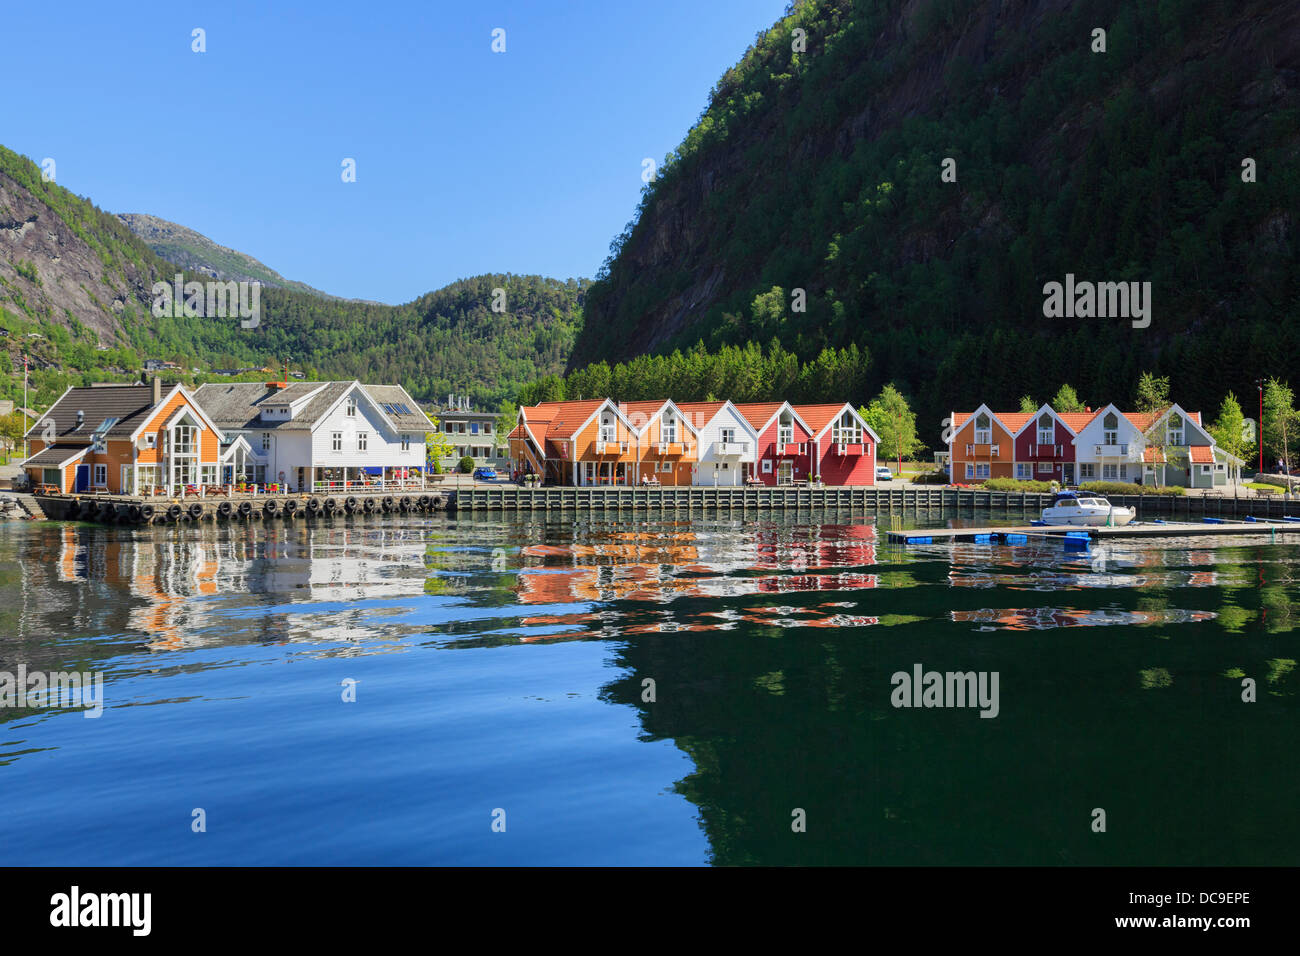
[{"xmin": 569, "ymin": 0, "xmax": 1300, "ymax": 427}]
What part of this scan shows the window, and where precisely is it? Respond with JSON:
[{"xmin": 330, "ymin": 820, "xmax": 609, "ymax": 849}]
[
  {"xmin": 173, "ymin": 425, "xmax": 197, "ymax": 455},
  {"xmin": 778, "ymin": 424, "xmax": 793, "ymax": 445},
  {"xmin": 401, "ymin": 434, "xmax": 411, "ymax": 451},
  {"xmin": 663, "ymin": 415, "xmax": 677, "ymax": 443},
  {"xmin": 974, "ymin": 414, "xmax": 992, "ymax": 444},
  {"xmin": 965, "ymin": 463, "xmax": 974, "ymax": 479},
  {"xmin": 762, "ymin": 459, "xmax": 773, "ymax": 474},
  {"xmin": 1119, "ymin": 464, "xmax": 1128, "ymax": 479},
  {"xmin": 1103, "ymin": 413, "xmax": 1118, "ymax": 445},
  {"xmin": 720, "ymin": 427, "xmax": 735, "ymax": 444},
  {"xmin": 357, "ymin": 432, "xmax": 368, "ymax": 452},
  {"xmin": 261, "ymin": 434, "xmax": 272, "ymax": 451},
  {"xmin": 1037, "ymin": 414, "xmax": 1054, "ymax": 445},
  {"xmin": 975, "ymin": 463, "xmax": 990, "ymax": 479},
  {"xmin": 346, "ymin": 397, "xmax": 357, "ymax": 417},
  {"xmin": 144, "ymin": 434, "xmax": 156, "ymax": 449},
  {"xmin": 599, "ymin": 418, "xmax": 616, "ymax": 442},
  {"xmin": 1016, "ymin": 463, "xmax": 1031, "ymax": 479},
  {"xmin": 660, "ymin": 461, "xmax": 671, "ymax": 473},
  {"xmin": 94, "ymin": 464, "xmax": 107, "ymax": 486},
  {"xmin": 43, "ymin": 467, "xmax": 60, "ymax": 486},
  {"xmin": 136, "ymin": 465, "xmax": 158, "ymax": 492},
  {"xmin": 1103, "ymin": 464, "xmax": 1118, "ymax": 480},
  {"xmin": 1168, "ymin": 414, "xmax": 1184, "ymax": 446},
  {"xmin": 331, "ymin": 432, "xmax": 342, "ymax": 453},
  {"xmin": 201, "ymin": 465, "xmax": 217, "ymax": 485},
  {"xmin": 1201, "ymin": 465, "xmax": 1212, "ymax": 474},
  {"xmin": 1037, "ymin": 462, "xmax": 1052, "ymax": 473},
  {"xmin": 1080, "ymin": 463, "xmax": 1096, "ymax": 479},
  {"xmin": 470, "ymin": 423, "xmax": 479, "ymax": 434},
  {"xmin": 484, "ymin": 423, "xmax": 492, "ymax": 434}
]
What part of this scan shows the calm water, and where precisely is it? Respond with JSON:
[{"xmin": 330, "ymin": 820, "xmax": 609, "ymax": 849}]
[{"xmin": 0, "ymin": 512, "xmax": 1296, "ymax": 865}]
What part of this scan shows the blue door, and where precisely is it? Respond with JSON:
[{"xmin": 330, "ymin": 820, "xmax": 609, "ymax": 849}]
[{"xmin": 75, "ymin": 465, "xmax": 89, "ymax": 492}]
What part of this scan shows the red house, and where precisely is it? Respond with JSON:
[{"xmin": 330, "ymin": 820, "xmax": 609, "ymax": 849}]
[
  {"xmin": 1009, "ymin": 404, "xmax": 1092, "ymax": 485},
  {"xmin": 735, "ymin": 402, "xmax": 814, "ymax": 485},
  {"xmin": 795, "ymin": 403, "xmax": 879, "ymax": 485}
]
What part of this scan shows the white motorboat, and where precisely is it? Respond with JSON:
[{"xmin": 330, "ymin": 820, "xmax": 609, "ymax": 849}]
[{"xmin": 1041, "ymin": 490, "xmax": 1135, "ymax": 526}]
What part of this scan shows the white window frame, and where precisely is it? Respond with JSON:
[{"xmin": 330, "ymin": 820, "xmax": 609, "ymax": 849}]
[
  {"xmin": 761, "ymin": 459, "xmax": 773, "ymax": 474},
  {"xmin": 357, "ymin": 432, "xmax": 368, "ymax": 452},
  {"xmin": 965, "ymin": 463, "xmax": 974, "ymax": 479},
  {"xmin": 1037, "ymin": 462, "xmax": 1053, "ymax": 474},
  {"xmin": 1016, "ymin": 463, "xmax": 1031, "ymax": 479},
  {"xmin": 975, "ymin": 463, "xmax": 990, "ymax": 479},
  {"xmin": 346, "ymin": 397, "xmax": 357, "ymax": 417},
  {"xmin": 93, "ymin": 463, "xmax": 107, "ymax": 487},
  {"xmin": 1080, "ymin": 463, "xmax": 1096, "ymax": 479},
  {"xmin": 331, "ymin": 432, "xmax": 343, "ymax": 453},
  {"xmin": 261, "ymin": 433, "xmax": 272, "ymax": 452},
  {"xmin": 401, "ymin": 434, "xmax": 411, "ymax": 451}
]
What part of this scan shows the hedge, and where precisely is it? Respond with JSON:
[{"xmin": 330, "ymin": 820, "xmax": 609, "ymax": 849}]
[
  {"xmin": 984, "ymin": 478, "xmax": 1055, "ymax": 493},
  {"xmin": 1079, "ymin": 481, "xmax": 1185, "ymax": 496}
]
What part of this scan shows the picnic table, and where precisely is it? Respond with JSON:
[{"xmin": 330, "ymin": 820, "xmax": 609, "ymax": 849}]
[{"xmin": 35, "ymin": 483, "xmax": 60, "ymax": 496}]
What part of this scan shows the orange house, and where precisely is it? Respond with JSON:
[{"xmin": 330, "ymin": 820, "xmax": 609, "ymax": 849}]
[
  {"xmin": 23, "ymin": 378, "xmax": 223, "ymax": 494},
  {"xmin": 509, "ymin": 399, "xmax": 641, "ymax": 486},
  {"xmin": 947, "ymin": 405, "xmax": 1030, "ymax": 483},
  {"xmin": 620, "ymin": 399, "xmax": 699, "ymax": 485}
]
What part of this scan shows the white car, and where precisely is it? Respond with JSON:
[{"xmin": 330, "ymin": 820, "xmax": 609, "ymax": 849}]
[{"xmin": 875, "ymin": 465, "xmax": 893, "ymax": 482}]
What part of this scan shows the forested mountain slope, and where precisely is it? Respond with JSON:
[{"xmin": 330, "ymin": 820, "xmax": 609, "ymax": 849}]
[{"xmin": 571, "ymin": 0, "xmax": 1300, "ymax": 426}]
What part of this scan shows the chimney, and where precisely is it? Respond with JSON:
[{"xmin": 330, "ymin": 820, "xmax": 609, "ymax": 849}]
[{"xmin": 152, "ymin": 376, "xmax": 162, "ymax": 405}]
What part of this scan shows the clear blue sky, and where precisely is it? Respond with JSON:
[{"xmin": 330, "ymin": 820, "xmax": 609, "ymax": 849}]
[{"xmin": 5, "ymin": 0, "xmax": 789, "ymax": 304}]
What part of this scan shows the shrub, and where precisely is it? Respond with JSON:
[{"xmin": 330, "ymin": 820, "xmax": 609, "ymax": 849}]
[
  {"xmin": 1079, "ymin": 481, "xmax": 1185, "ymax": 496},
  {"xmin": 984, "ymin": 477, "xmax": 1054, "ymax": 492},
  {"xmin": 458, "ymin": 456, "xmax": 475, "ymax": 473}
]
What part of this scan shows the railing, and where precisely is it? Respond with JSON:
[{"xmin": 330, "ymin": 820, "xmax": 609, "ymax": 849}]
[
  {"xmin": 595, "ymin": 440, "xmax": 628, "ymax": 455},
  {"xmin": 312, "ymin": 478, "xmax": 427, "ymax": 493},
  {"xmin": 966, "ymin": 443, "xmax": 999, "ymax": 456},
  {"xmin": 776, "ymin": 442, "xmax": 807, "ymax": 456},
  {"xmin": 712, "ymin": 440, "xmax": 750, "ymax": 456},
  {"xmin": 1095, "ymin": 444, "xmax": 1131, "ymax": 457},
  {"xmin": 831, "ymin": 432, "xmax": 863, "ymax": 446}
]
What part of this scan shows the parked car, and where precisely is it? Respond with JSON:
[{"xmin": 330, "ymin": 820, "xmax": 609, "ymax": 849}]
[
  {"xmin": 472, "ymin": 466, "xmax": 498, "ymax": 481},
  {"xmin": 875, "ymin": 465, "xmax": 894, "ymax": 482}
]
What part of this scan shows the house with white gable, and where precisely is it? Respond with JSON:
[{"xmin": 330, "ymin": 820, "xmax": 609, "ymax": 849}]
[
  {"xmin": 194, "ymin": 379, "xmax": 434, "ymax": 492},
  {"xmin": 675, "ymin": 400, "xmax": 760, "ymax": 485},
  {"xmin": 1070, "ymin": 404, "xmax": 1147, "ymax": 484}
]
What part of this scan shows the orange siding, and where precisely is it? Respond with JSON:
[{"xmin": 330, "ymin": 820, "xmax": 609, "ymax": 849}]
[{"xmin": 950, "ymin": 415, "xmax": 1016, "ymax": 481}]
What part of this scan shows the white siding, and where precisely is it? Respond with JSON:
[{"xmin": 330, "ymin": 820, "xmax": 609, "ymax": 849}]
[{"xmin": 690, "ymin": 404, "xmax": 758, "ymax": 486}]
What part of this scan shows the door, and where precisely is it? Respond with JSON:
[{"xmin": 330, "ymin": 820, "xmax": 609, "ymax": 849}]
[
  {"xmin": 75, "ymin": 465, "xmax": 89, "ymax": 492},
  {"xmin": 1063, "ymin": 463, "xmax": 1074, "ymax": 486},
  {"xmin": 778, "ymin": 461, "xmax": 793, "ymax": 486}
]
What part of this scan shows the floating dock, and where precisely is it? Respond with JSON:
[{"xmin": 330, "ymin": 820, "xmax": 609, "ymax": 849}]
[{"xmin": 886, "ymin": 520, "xmax": 1300, "ymax": 545}]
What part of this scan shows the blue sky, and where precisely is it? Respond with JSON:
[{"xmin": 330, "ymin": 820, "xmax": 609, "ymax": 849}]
[{"xmin": 5, "ymin": 0, "xmax": 790, "ymax": 304}]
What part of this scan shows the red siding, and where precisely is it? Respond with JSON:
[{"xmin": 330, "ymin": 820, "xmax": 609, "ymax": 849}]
[
  {"xmin": 1012, "ymin": 417, "xmax": 1075, "ymax": 481},
  {"xmin": 752, "ymin": 416, "xmax": 813, "ymax": 485}
]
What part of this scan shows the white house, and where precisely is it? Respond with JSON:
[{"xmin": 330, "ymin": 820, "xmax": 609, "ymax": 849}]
[
  {"xmin": 194, "ymin": 380, "xmax": 434, "ymax": 492},
  {"xmin": 676, "ymin": 400, "xmax": 760, "ymax": 486},
  {"xmin": 1071, "ymin": 404, "xmax": 1146, "ymax": 484}
]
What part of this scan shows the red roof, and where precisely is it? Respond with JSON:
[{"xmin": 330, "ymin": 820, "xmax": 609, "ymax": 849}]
[
  {"xmin": 793, "ymin": 403, "xmax": 851, "ymax": 437},
  {"xmin": 733, "ymin": 402, "xmax": 786, "ymax": 432},
  {"xmin": 675, "ymin": 401, "xmax": 727, "ymax": 432},
  {"xmin": 951, "ymin": 411, "xmax": 1034, "ymax": 432},
  {"xmin": 1189, "ymin": 445, "xmax": 1214, "ymax": 464}
]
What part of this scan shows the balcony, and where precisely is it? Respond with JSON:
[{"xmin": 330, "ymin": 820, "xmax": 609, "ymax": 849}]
[
  {"xmin": 654, "ymin": 440, "xmax": 687, "ymax": 457},
  {"xmin": 965, "ymin": 443, "xmax": 1000, "ymax": 456},
  {"xmin": 1094, "ymin": 443, "xmax": 1131, "ymax": 457},
  {"xmin": 833, "ymin": 442, "xmax": 865, "ymax": 456},
  {"xmin": 1027, "ymin": 443, "xmax": 1065, "ymax": 459},
  {"xmin": 594, "ymin": 440, "xmax": 627, "ymax": 456},
  {"xmin": 712, "ymin": 440, "xmax": 749, "ymax": 457},
  {"xmin": 776, "ymin": 442, "xmax": 807, "ymax": 456}
]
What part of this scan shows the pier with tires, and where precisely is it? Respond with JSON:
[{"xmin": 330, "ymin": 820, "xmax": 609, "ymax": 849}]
[{"xmin": 36, "ymin": 489, "xmax": 451, "ymax": 525}]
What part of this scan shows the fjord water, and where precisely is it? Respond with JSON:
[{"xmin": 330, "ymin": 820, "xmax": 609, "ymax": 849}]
[{"xmin": 0, "ymin": 513, "xmax": 1296, "ymax": 866}]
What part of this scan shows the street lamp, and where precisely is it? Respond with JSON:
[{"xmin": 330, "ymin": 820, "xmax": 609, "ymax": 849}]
[{"xmin": 1257, "ymin": 379, "xmax": 1264, "ymax": 474}]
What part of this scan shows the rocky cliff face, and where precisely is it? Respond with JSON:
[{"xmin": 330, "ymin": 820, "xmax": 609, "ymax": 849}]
[{"xmin": 570, "ymin": 0, "xmax": 1300, "ymax": 422}]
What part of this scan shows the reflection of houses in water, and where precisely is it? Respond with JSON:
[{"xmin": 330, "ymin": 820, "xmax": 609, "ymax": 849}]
[
  {"xmin": 46, "ymin": 525, "xmax": 432, "ymax": 649},
  {"xmin": 514, "ymin": 522, "xmax": 880, "ymax": 611},
  {"xmin": 951, "ymin": 606, "xmax": 1217, "ymax": 629}
]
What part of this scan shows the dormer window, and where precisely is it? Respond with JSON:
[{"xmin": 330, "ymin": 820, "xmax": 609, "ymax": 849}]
[
  {"xmin": 346, "ymin": 397, "xmax": 357, "ymax": 417},
  {"xmin": 974, "ymin": 414, "xmax": 992, "ymax": 444},
  {"xmin": 662, "ymin": 413, "xmax": 677, "ymax": 444},
  {"xmin": 599, "ymin": 415, "xmax": 616, "ymax": 443},
  {"xmin": 1167, "ymin": 413, "xmax": 1184, "ymax": 446}
]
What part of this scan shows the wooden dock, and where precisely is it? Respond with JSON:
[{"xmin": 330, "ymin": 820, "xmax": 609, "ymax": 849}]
[{"xmin": 886, "ymin": 519, "xmax": 1300, "ymax": 545}]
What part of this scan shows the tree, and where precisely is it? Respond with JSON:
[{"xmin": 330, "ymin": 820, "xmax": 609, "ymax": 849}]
[
  {"xmin": 1018, "ymin": 395, "xmax": 1036, "ymax": 413},
  {"xmin": 861, "ymin": 384, "xmax": 923, "ymax": 462},
  {"xmin": 496, "ymin": 400, "xmax": 517, "ymax": 453},
  {"xmin": 1051, "ymin": 384, "xmax": 1085, "ymax": 413},
  {"xmin": 0, "ymin": 411, "xmax": 32, "ymax": 451},
  {"xmin": 1263, "ymin": 378, "xmax": 1298, "ymax": 472},
  {"xmin": 1135, "ymin": 371, "xmax": 1176, "ymax": 482},
  {"xmin": 1209, "ymin": 392, "xmax": 1247, "ymax": 463},
  {"xmin": 425, "ymin": 417, "xmax": 455, "ymax": 472},
  {"xmin": 1134, "ymin": 371, "xmax": 1171, "ymax": 414}
]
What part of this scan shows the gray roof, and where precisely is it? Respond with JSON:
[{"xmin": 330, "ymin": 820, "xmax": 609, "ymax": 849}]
[
  {"xmin": 194, "ymin": 381, "xmax": 352, "ymax": 431},
  {"xmin": 361, "ymin": 385, "xmax": 436, "ymax": 430},
  {"xmin": 23, "ymin": 385, "xmax": 165, "ymax": 441},
  {"xmin": 22, "ymin": 443, "xmax": 90, "ymax": 468}
]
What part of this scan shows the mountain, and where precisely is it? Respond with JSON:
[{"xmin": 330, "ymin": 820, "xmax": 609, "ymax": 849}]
[
  {"xmin": 0, "ymin": 145, "xmax": 588, "ymax": 411},
  {"xmin": 570, "ymin": 0, "xmax": 1300, "ymax": 427},
  {"xmin": 116, "ymin": 213, "xmax": 345, "ymax": 301}
]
